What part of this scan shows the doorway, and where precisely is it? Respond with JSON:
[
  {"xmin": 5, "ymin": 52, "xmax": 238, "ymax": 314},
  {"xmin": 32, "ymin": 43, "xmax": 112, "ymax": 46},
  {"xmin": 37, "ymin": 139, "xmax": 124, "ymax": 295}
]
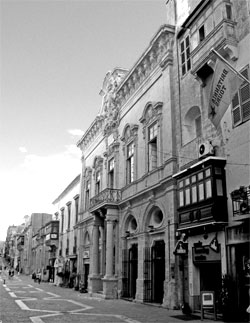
[
  {"xmin": 199, "ymin": 262, "xmax": 221, "ymax": 304},
  {"xmin": 152, "ymin": 240, "xmax": 165, "ymax": 303},
  {"xmin": 129, "ymin": 244, "xmax": 138, "ymax": 299},
  {"xmin": 84, "ymin": 263, "xmax": 89, "ymax": 290}
]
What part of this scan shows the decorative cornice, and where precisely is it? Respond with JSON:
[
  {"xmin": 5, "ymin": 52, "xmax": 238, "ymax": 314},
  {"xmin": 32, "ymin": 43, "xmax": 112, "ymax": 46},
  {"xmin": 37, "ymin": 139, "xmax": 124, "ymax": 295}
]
[
  {"xmin": 116, "ymin": 25, "xmax": 175, "ymax": 107},
  {"xmin": 52, "ymin": 174, "xmax": 81, "ymax": 205},
  {"xmin": 76, "ymin": 25, "xmax": 174, "ymax": 151},
  {"xmin": 76, "ymin": 115, "xmax": 105, "ymax": 151}
]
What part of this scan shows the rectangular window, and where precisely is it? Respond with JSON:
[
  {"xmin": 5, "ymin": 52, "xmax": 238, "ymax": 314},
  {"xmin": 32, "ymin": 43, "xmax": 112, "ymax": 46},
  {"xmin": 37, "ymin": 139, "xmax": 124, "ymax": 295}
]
[
  {"xmin": 192, "ymin": 186, "xmax": 197, "ymax": 203},
  {"xmin": 61, "ymin": 209, "xmax": 64, "ymax": 233},
  {"xmin": 205, "ymin": 168, "xmax": 211, "ymax": 177},
  {"xmin": 198, "ymin": 172, "xmax": 203, "ymax": 180},
  {"xmin": 148, "ymin": 123, "xmax": 158, "ymax": 171},
  {"xmin": 95, "ymin": 171, "xmax": 101, "ymax": 195},
  {"xmin": 199, "ymin": 25, "xmax": 205, "ymax": 42},
  {"xmin": 67, "ymin": 203, "xmax": 71, "ymax": 229},
  {"xmin": 127, "ymin": 142, "xmax": 134, "ymax": 184},
  {"xmin": 232, "ymin": 66, "xmax": 250, "ymax": 126},
  {"xmin": 108, "ymin": 158, "xmax": 114, "ymax": 188},
  {"xmin": 185, "ymin": 188, "xmax": 190, "ymax": 205},
  {"xmin": 199, "ymin": 183, "xmax": 204, "ymax": 201},
  {"xmin": 226, "ymin": 4, "xmax": 232, "ymax": 20},
  {"xmin": 179, "ymin": 190, "xmax": 184, "ymax": 207},
  {"xmin": 85, "ymin": 180, "xmax": 90, "ymax": 210},
  {"xmin": 206, "ymin": 179, "xmax": 212, "ymax": 198},
  {"xmin": 195, "ymin": 115, "xmax": 202, "ymax": 137},
  {"xmin": 216, "ymin": 179, "xmax": 223, "ymax": 196},
  {"xmin": 191, "ymin": 175, "xmax": 196, "ymax": 183},
  {"xmin": 75, "ymin": 197, "xmax": 79, "ymax": 224},
  {"xmin": 180, "ymin": 36, "xmax": 191, "ymax": 76}
]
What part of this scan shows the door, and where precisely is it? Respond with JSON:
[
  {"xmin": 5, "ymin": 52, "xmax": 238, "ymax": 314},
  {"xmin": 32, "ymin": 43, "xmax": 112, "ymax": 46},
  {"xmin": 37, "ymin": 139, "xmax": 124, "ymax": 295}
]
[
  {"xmin": 199, "ymin": 262, "xmax": 221, "ymax": 305},
  {"xmin": 152, "ymin": 240, "xmax": 165, "ymax": 303},
  {"xmin": 84, "ymin": 263, "xmax": 89, "ymax": 289},
  {"xmin": 129, "ymin": 244, "xmax": 138, "ymax": 299}
]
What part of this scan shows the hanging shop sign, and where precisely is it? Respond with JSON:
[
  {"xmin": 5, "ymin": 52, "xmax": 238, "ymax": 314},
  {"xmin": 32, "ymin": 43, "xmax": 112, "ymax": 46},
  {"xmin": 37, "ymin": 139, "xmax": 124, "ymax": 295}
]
[
  {"xmin": 192, "ymin": 241, "xmax": 220, "ymax": 263},
  {"xmin": 173, "ymin": 240, "xmax": 188, "ymax": 256}
]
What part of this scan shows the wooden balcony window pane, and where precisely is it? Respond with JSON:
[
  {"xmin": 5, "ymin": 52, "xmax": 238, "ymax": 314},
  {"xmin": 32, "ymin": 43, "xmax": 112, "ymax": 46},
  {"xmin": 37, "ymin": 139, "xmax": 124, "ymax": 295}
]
[
  {"xmin": 192, "ymin": 186, "xmax": 197, "ymax": 203},
  {"xmin": 191, "ymin": 175, "xmax": 196, "ymax": 183},
  {"xmin": 198, "ymin": 172, "xmax": 203, "ymax": 180},
  {"xmin": 199, "ymin": 183, "xmax": 204, "ymax": 201},
  {"xmin": 206, "ymin": 179, "xmax": 212, "ymax": 198},
  {"xmin": 185, "ymin": 188, "xmax": 190, "ymax": 205},
  {"xmin": 215, "ymin": 167, "xmax": 222, "ymax": 175},
  {"xmin": 216, "ymin": 179, "xmax": 223, "ymax": 196},
  {"xmin": 205, "ymin": 168, "xmax": 211, "ymax": 177},
  {"xmin": 179, "ymin": 190, "xmax": 184, "ymax": 207}
]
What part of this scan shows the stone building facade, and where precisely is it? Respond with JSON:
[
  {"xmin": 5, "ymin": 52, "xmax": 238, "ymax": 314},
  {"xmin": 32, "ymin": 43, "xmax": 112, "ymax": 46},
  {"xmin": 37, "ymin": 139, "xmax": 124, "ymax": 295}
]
[
  {"xmin": 75, "ymin": 1, "xmax": 249, "ymax": 318},
  {"xmin": 76, "ymin": 24, "xmax": 180, "ymax": 307},
  {"xmin": 52, "ymin": 175, "xmax": 80, "ymax": 287},
  {"xmin": 168, "ymin": 0, "xmax": 250, "ymax": 320}
]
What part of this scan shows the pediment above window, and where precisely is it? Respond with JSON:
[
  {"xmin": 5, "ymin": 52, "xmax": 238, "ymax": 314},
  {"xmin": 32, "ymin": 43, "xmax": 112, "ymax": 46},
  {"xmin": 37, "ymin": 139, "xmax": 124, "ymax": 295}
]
[
  {"xmin": 93, "ymin": 156, "xmax": 103, "ymax": 170},
  {"xmin": 139, "ymin": 101, "xmax": 163, "ymax": 125},
  {"xmin": 120, "ymin": 123, "xmax": 139, "ymax": 142},
  {"xmin": 84, "ymin": 167, "xmax": 92, "ymax": 179}
]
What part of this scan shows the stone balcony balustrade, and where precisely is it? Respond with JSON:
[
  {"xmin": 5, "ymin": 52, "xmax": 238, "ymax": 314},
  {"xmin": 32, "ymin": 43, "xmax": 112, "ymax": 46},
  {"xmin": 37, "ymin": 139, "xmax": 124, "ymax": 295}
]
[{"xmin": 89, "ymin": 188, "xmax": 122, "ymax": 213}]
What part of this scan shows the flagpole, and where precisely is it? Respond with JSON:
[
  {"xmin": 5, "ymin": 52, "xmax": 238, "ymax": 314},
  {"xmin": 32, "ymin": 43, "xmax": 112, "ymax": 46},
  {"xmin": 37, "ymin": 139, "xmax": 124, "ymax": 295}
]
[{"xmin": 211, "ymin": 48, "xmax": 250, "ymax": 85}]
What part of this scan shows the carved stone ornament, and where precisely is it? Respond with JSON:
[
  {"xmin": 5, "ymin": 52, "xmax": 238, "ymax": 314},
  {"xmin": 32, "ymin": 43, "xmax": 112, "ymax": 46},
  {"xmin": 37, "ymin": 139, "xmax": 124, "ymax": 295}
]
[
  {"xmin": 100, "ymin": 69, "xmax": 128, "ymax": 137},
  {"xmin": 116, "ymin": 25, "xmax": 175, "ymax": 108},
  {"xmin": 121, "ymin": 123, "xmax": 139, "ymax": 143}
]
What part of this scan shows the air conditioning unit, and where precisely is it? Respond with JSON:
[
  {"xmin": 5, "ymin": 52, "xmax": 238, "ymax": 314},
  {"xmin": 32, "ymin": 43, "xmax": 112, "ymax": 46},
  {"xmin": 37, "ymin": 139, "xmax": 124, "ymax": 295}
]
[{"xmin": 198, "ymin": 141, "xmax": 214, "ymax": 159}]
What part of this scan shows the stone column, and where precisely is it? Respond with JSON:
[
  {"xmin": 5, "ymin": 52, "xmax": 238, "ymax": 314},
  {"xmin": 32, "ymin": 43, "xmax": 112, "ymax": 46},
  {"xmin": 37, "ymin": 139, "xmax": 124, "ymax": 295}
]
[
  {"xmin": 89, "ymin": 216, "xmax": 102, "ymax": 295},
  {"xmin": 92, "ymin": 222, "xmax": 99, "ymax": 276},
  {"xmin": 105, "ymin": 217, "xmax": 114, "ymax": 278},
  {"xmin": 103, "ymin": 208, "xmax": 119, "ymax": 299}
]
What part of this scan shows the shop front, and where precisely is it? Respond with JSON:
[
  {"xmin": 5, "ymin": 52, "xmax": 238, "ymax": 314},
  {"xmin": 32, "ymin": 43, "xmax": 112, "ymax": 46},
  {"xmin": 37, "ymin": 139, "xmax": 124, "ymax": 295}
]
[{"xmin": 226, "ymin": 221, "xmax": 250, "ymax": 321}]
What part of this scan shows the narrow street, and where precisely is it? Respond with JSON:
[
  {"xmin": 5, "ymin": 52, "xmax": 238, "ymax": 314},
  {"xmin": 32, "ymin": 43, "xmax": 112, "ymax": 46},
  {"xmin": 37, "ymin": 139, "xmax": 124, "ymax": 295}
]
[{"xmin": 0, "ymin": 269, "xmax": 218, "ymax": 323}]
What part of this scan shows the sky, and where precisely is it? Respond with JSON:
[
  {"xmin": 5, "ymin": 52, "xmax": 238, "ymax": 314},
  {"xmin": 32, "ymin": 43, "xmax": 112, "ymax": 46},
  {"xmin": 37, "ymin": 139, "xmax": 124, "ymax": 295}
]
[{"xmin": 0, "ymin": 0, "xmax": 167, "ymax": 241}]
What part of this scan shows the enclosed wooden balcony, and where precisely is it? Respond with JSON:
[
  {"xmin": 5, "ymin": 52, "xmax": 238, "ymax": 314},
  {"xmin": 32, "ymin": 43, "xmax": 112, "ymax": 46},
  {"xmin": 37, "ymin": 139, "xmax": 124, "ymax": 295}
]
[{"xmin": 173, "ymin": 157, "xmax": 228, "ymax": 234}]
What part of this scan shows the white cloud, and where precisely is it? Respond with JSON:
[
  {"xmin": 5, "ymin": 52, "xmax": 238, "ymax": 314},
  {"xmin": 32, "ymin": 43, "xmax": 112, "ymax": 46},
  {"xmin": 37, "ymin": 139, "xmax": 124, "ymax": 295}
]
[
  {"xmin": 0, "ymin": 147, "xmax": 81, "ymax": 240},
  {"xmin": 19, "ymin": 146, "xmax": 27, "ymax": 153},
  {"xmin": 68, "ymin": 129, "xmax": 84, "ymax": 137}
]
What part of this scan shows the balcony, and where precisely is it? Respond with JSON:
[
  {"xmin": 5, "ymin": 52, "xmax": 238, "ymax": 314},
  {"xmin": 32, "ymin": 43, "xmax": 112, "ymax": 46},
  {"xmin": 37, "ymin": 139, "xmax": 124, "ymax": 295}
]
[
  {"xmin": 191, "ymin": 19, "xmax": 237, "ymax": 79},
  {"xmin": 174, "ymin": 157, "xmax": 228, "ymax": 234},
  {"xmin": 231, "ymin": 185, "xmax": 250, "ymax": 220},
  {"xmin": 45, "ymin": 233, "xmax": 59, "ymax": 247},
  {"xmin": 89, "ymin": 188, "xmax": 122, "ymax": 212}
]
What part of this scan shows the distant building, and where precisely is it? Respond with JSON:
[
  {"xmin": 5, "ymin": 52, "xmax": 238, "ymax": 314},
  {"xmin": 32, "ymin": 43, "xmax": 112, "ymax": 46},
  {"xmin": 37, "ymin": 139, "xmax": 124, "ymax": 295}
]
[{"xmin": 52, "ymin": 175, "xmax": 80, "ymax": 287}]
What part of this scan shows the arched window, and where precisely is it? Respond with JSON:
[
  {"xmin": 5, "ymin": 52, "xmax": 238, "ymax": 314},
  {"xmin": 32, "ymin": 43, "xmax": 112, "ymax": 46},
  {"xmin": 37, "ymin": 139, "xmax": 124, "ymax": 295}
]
[
  {"xmin": 121, "ymin": 124, "xmax": 139, "ymax": 185},
  {"xmin": 139, "ymin": 102, "xmax": 163, "ymax": 173},
  {"xmin": 183, "ymin": 106, "xmax": 202, "ymax": 145}
]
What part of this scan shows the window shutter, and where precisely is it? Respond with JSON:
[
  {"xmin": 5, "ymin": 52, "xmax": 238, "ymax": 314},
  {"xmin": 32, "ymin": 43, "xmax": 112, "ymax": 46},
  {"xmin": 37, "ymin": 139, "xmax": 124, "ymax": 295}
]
[
  {"xmin": 240, "ymin": 69, "xmax": 250, "ymax": 122},
  {"xmin": 232, "ymin": 92, "xmax": 241, "ymax": 126}
]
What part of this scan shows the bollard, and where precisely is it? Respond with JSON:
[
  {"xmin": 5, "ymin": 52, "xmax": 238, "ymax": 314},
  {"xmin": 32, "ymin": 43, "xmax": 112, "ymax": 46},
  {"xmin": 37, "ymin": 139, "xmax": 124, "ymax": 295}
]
[{"xmin": 3, "ymin": 279, "xmax": 5, "ymax": 284}]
